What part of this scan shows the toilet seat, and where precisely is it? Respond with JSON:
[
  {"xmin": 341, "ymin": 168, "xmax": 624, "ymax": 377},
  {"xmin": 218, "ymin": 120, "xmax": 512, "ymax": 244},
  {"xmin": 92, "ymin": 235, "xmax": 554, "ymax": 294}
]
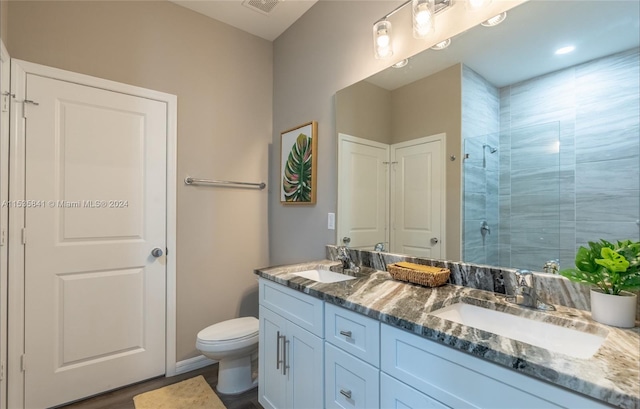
[{"xmin": 197, "ymin": 317, "xmax": 258, "ymax": 342}]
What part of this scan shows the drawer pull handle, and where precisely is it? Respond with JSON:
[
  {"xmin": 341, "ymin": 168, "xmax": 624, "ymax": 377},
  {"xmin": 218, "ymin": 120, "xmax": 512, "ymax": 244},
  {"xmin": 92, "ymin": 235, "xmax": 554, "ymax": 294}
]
[
  {"xmin": 339, "ymin": 330, "xmax": 352, "ymax": 338},
  {"xmin": 340, "ymin": 389, "xmax": 352, "ymax": 399}
]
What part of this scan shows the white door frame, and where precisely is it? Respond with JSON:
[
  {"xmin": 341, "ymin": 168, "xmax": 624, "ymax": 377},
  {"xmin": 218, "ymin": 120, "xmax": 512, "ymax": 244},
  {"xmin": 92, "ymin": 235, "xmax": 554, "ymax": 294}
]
[
  {"xmin": 0, "ymin": 39, "xmax": 11, "ymax": 409},
  {"xmin": 7, "ymin": 59, "xmax": 178, "ymax": 409}
]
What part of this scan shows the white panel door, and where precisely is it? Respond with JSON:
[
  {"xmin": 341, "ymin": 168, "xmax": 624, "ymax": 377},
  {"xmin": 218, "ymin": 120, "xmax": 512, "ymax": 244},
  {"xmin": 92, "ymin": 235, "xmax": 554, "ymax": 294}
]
[
  {"xmin": 390, "ymin": 135, "xmax": 445, "ymax": 258},
  {"xmin": 23, "ymin": 74, "xmax": 167, "ymax": 408},
  {"xmin": 337, "ymin": 134, "xmax": 389, "ymax": 250}
]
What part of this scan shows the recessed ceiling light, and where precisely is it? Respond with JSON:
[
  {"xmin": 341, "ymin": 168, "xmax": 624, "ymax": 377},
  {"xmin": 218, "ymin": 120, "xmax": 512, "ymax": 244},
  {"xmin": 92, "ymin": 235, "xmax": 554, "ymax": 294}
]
[
  {"xmin": 555, "ymin": 45, "xmax": 576, "ymax": 55},
  {"xmin": 430, "ymin": 38, "xmax": 451, "ymax": 50},
  {"xmin": 391, "ymin": 59, "xmax": 409, "ymax": 68},
  {"xmin": 481, "ymin": 12, "xmax": 507, "ymax": 27}
]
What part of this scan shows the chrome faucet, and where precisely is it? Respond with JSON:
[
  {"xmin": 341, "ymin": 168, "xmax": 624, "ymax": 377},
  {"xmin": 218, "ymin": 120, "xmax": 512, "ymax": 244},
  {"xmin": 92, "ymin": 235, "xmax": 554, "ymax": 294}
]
[
  {"xmin": 542, "ymin": 259, "xmax": 560, "ymax": 274},
  {"xmin": 507, "ymin": 270, "xmax": 555, "ymax": 311},
  {"xmin": 336, "ymin": 246, "xmax": 360, "ymax": 272},
  {"xmin": 374, "ymin": 242, "xmax": 386, "ymax": 252}
]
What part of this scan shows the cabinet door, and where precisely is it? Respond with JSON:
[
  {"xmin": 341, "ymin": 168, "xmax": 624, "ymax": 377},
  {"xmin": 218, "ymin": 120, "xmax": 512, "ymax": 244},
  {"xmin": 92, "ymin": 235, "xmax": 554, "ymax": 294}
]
[
  {"xmin": 259, "ymin": 306, "xmax": 287, "ymax": 409},
  {"xmin": 325, "ymin": 343, "xmax": 379, "ymax": 409},
  {"xmin": 287, "ymin": 322, "xmax": 325, "ymax": 409},
  {"xmin": 381, "ymin": 373, "xmax": 449, "ymax": 409}
]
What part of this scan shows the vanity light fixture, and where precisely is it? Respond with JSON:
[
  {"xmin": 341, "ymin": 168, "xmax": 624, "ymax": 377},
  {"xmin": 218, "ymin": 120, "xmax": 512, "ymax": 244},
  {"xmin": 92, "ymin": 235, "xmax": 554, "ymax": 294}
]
[
  {"xmin": 373, "ymin": 0, "xmax": 452, "ymax": 59},
  {"xmin": 392, "ymin": 58, "xmax": 410, "ymax": 68},
  {"xmin": 480, "ymin": 12, "xmax": 507, "ymax": 27},
  {"xmin": 430, "ymin": 38, "xmax": 451, "ymax": 50},
  {"xmin": 374, "ymin": 19, "xmax": 394, "ymax": 59}
]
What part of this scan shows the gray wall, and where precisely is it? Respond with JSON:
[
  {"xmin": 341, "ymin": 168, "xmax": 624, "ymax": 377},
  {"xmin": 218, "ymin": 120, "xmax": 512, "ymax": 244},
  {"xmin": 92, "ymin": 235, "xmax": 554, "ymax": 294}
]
[
  {"xmin": 336, "ymin": 81, "xmax": 392, "ymax": 144},
  {"xmin": 0, "ymin": 0, "xmax": 7, "ymax": 43}
]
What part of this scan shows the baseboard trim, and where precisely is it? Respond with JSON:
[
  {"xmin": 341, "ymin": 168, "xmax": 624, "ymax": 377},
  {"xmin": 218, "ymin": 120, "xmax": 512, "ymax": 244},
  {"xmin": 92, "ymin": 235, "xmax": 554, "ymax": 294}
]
[{"xmin": 174, "ymin": 355, "xmax": 216, "ymax": 375}]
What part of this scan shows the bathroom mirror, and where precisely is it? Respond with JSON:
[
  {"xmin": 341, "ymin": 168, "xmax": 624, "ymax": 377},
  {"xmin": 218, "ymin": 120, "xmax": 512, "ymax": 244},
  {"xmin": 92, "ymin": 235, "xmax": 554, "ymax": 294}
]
[{"xmin": 336, "ymin": 0, "xmax": 640, "ymax": 272}]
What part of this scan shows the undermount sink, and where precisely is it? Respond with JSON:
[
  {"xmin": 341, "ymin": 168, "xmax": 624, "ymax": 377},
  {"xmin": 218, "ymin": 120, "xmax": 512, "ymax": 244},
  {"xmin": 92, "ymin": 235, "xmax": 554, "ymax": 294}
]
[
  {"xmin": 291, "ymin": 269, "xmax": 357, "ymax": 284},
  {"xmin": 430, "ymin": 302, "xmax": 607, "ymax": 359}
]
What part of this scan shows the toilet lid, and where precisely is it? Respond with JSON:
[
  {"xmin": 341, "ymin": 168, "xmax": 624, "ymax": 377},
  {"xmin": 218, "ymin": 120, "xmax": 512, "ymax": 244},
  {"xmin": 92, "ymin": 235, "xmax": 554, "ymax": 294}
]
[{"xmin": 197, "ymin": 317, "xmax": 258, "ymax": 342}]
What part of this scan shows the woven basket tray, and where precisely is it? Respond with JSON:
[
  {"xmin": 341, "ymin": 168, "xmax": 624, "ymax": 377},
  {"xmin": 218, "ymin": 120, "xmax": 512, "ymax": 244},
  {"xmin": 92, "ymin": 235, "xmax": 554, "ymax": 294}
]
[{"xmin": 387, "ymin": 262, "xmax": 450, "ymax": 287}]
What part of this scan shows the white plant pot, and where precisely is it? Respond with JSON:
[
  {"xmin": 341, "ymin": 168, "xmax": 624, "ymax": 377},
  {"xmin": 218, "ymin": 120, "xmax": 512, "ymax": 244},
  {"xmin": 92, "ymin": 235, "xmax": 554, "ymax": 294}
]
[{"xmin": 590, "ymin": 289, "xmax": 637, "ymax": 328}]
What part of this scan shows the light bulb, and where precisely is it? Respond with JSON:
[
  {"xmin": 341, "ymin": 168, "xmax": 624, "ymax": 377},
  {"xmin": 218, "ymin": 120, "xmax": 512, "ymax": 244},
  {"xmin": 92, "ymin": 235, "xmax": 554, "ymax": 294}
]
[
  {"xmin": 415, "ymin": 8, "xmax": 432, "ymax": 26},
  {"xmin": 412, "ymin": 0, "xmax": 434, "ymax": 39},
  {"xmin": 376, "ymin": 32, "xmax": 390, "ymax": 47},
  {"xmin": 373, "ymin": 20, "xmax": 393, "ymax": 59}
]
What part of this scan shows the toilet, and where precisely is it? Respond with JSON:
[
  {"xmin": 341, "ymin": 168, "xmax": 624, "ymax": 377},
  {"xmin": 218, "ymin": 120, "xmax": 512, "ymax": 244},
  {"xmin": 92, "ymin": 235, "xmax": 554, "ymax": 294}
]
[{"xmin": 196, "ymin": 316, "xmax": 259, "ymax": 395}]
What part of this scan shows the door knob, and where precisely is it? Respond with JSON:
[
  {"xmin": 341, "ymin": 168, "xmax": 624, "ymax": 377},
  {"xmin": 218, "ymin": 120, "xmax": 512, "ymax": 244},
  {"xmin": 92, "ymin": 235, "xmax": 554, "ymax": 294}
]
[
  {"xmin": 151, "ymin": 248, "xmax": 163, "ymax": 257},
  {"xmin": 431, "ymin": 237, "xmax": 439, "ymax": 244},
  {"xmin": 342, "ymin": 237, "xmax": 351, "ymax": 245}
]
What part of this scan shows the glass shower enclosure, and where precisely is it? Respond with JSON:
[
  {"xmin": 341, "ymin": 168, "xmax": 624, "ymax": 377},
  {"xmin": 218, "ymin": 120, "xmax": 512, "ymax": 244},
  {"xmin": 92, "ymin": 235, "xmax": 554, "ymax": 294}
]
[{"xmin": 462, "ymin": 122, "xmax": 562, "ymax": 272}]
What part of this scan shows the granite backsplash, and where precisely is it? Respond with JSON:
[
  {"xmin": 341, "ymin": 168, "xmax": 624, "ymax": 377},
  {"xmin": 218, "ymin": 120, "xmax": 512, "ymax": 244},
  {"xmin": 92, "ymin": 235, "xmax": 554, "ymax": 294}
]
[{"xmin": 326, "ymin": 245, "xmax": 640, "ymax": 320}]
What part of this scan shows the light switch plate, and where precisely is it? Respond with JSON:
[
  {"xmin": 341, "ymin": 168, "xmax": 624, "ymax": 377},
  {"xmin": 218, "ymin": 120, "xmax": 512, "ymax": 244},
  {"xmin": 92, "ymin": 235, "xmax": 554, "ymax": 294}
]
[{"xmin": 328, "ymin": 213, "xmax": 335, "ymax": 230}]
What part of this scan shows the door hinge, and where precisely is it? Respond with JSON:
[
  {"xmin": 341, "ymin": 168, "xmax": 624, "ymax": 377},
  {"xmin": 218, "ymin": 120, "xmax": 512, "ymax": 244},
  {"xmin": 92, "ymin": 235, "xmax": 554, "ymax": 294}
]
[
  {"xmin": 20, "ymin": 355, "xmax": 26, "ymax": 372},
  {"xmin": 0, "ymin": 362, "xmax": 4, "ymax": 380},
  {"xmin": 21, "ymin": 227, "xmax": 27, "ymax": 245},
  {"xmin": 1, "ymin": 93, "xmax": 10, "ymax": 112},
  {"xmin": 0, "ymin": 228, "xmax": 5, "ymax": 246}
]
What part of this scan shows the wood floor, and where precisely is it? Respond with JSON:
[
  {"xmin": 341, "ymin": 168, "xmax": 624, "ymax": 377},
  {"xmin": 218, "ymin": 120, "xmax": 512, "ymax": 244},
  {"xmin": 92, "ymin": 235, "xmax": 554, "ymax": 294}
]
[{"xmin": 57, "ymin": 364, "xmax": 261, "ymax": 409}]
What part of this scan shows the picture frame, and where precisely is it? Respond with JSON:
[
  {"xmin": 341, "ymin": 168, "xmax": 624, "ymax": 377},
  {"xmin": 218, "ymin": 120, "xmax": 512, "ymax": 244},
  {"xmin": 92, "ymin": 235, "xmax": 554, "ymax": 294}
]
[{"xmin": 280, "ymin": 121, "xmax": 318, "ymax": 205}]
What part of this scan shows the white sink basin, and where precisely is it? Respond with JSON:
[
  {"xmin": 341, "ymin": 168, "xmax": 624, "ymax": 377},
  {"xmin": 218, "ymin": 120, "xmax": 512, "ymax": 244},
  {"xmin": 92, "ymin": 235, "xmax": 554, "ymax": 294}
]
[
  {"xmin": 430, "ymin": 302, "xmax": 607, "ymax": 359},
  {"xmin": 291, "ymin": 269, "xmax": 357, "ymax": 283}
]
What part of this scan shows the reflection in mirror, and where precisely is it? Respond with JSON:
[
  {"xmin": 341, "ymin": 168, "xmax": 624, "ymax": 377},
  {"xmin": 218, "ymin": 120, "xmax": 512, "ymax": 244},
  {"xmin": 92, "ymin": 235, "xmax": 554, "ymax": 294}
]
[
  {"xmin": 335, "ymin": 0, "xmax": 640, "ymax": 273},
  {"xmin": 464, "ymin": 122, "xmax": 562, "ymax": 271}
]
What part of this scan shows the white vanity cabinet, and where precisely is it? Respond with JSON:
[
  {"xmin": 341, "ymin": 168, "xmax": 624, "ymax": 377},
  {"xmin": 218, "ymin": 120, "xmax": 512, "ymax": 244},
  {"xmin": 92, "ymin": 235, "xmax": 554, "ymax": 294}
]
[
  {"xmin": 258, "ymin": 279, "xmax": 324, "ymax": 409},
  {"xmin": 380, "ymin": 324, "xmax": 611, "ymax": 409},
  {"xmin": 324, "ymin": 303, "xmax": 380, "ymax": 409},
  {"xmin": 258, "ymin": 277, "xmax": 614, "ymax": 409}
]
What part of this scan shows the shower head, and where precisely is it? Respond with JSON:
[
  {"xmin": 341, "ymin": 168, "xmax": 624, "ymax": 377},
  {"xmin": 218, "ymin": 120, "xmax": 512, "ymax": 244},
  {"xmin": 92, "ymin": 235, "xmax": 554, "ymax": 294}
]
[{"xmin": 483, "ymin": 144, "xmax": 498, "ymax": 154}]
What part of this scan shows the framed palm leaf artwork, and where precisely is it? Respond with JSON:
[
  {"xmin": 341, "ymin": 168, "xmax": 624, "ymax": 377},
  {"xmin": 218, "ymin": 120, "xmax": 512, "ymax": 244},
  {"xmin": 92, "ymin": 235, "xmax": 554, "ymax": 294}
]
[{"xmin": 280, "ymin": 121, "xmax": 318, "ymax": 205}]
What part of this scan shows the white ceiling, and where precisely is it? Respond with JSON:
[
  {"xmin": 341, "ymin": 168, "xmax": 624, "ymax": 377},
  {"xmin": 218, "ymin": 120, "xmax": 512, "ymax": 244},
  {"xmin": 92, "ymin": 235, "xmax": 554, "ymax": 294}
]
[{"xmin": 169, "ymin": 0, "xmax": 318, "ymax": 41}]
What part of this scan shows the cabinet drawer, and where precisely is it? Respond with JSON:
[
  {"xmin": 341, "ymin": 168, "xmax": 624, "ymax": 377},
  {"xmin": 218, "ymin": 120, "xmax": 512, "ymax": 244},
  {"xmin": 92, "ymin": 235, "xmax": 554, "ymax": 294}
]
[
  {"xmin": 380, "ymin": 373, "xmax": 449, "ymax": 409},
  {"xmin": 381, "ymin": 324, "xmax": 609, "ymax": 409},
  {"xmin": 325, "ymin": 303, "xmax": 380, "ymax": 366},
  {"xmin": 325, "ymin": 343, "xmax": 379, "ymax": 409},
  {"xmin": 259, "ymin": 279, "xmax": 324, "ymax": 337}
]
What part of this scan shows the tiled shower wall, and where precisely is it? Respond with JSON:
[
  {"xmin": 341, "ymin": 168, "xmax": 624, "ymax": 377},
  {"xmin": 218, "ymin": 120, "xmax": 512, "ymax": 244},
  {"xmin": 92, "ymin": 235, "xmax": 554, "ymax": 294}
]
[
  {"xmin": 500, "ymin": 47, "xmax": 640, "ymax": 271},
  {"xmin": 462, "ymin": 47, "xmax": 640, "ymax": 272},
  {"xmin": 461, "ymin": 66, "xmax": 500, "ymax": 265}
]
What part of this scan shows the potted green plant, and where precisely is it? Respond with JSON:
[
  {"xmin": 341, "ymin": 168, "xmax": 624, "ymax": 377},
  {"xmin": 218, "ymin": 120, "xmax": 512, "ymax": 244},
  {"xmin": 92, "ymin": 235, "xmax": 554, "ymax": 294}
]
[{"xmin": 560, "ymin": 239, "xmax": 639, "ymax": 327}]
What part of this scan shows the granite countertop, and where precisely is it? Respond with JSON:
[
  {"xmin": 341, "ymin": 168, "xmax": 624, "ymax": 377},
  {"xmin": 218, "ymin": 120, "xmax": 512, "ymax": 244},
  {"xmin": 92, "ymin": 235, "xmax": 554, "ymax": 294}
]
[{"xmin": 255, "ymin": 260, "xmax": 640, "ymax": 409}]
